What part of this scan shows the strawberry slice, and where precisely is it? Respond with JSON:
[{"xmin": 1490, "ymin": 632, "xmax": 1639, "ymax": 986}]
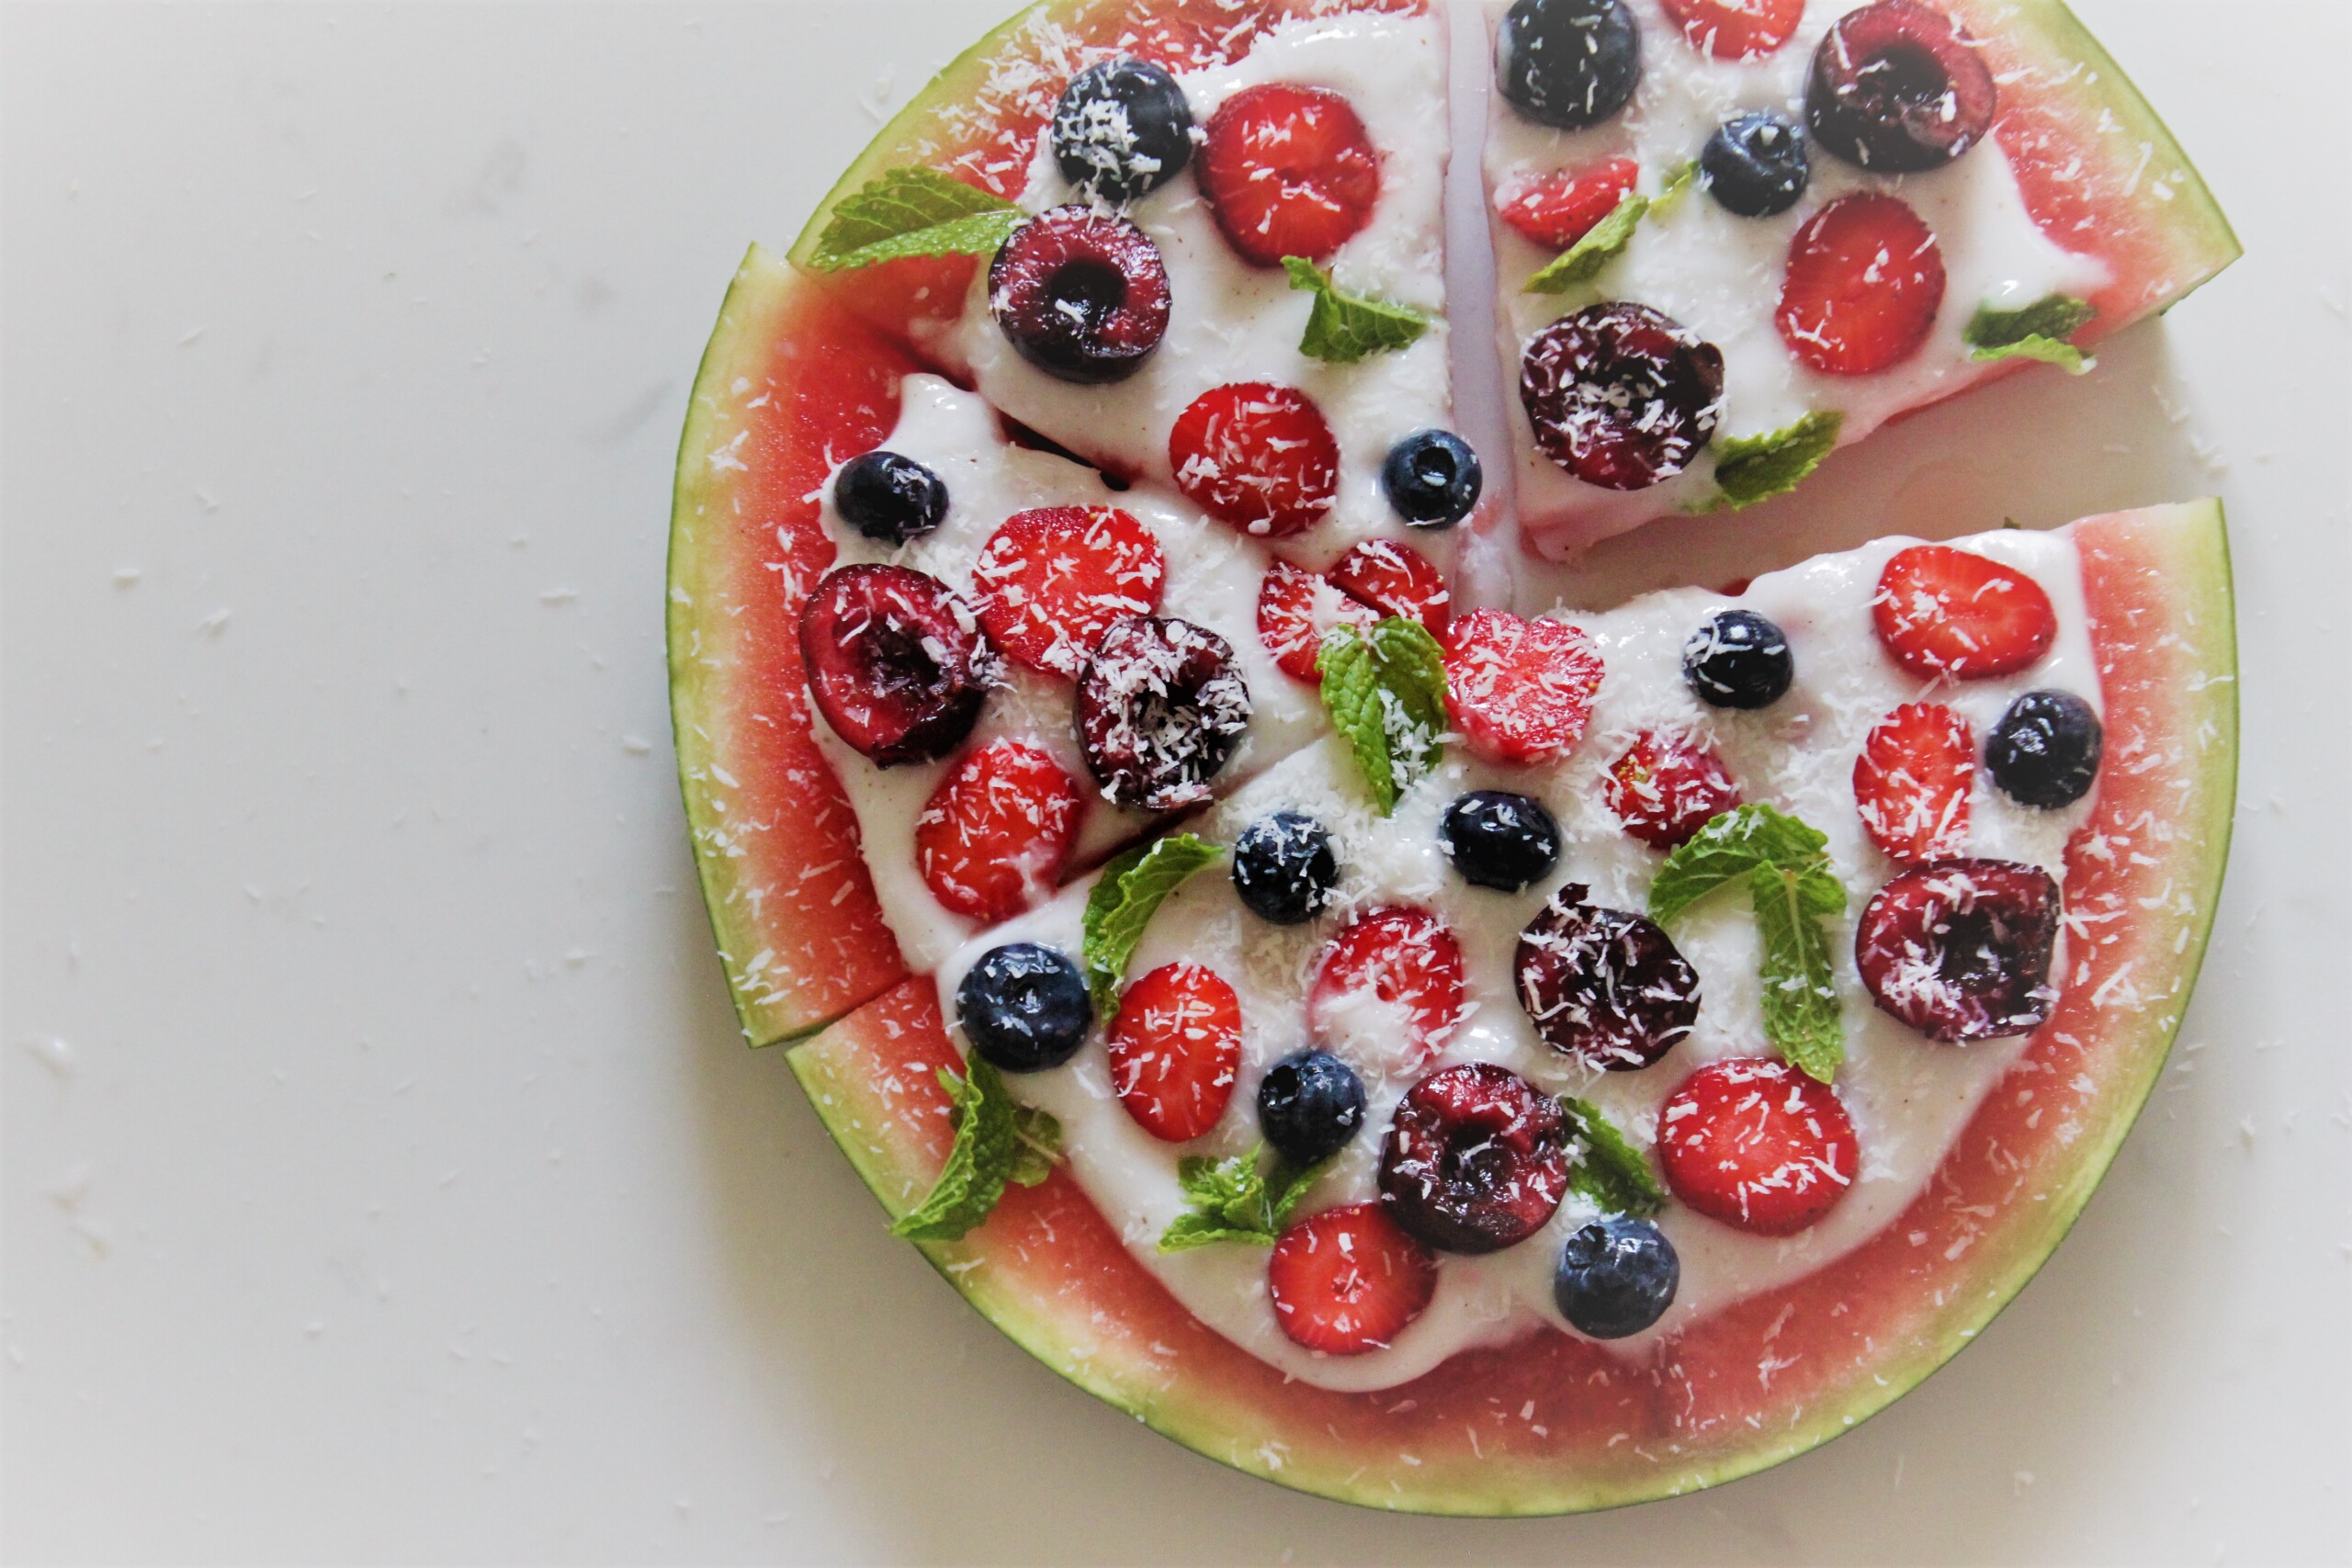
[
  {"xmin": 1497, "ymin": 157, "xmax": 1640, "ymax": 250},
  {"xmin": 1256, "ymin": 559, "xmax": 1376, "ymax": 683},
  {"xmin": 1268, "ymin": 1202, "xmax": 1438, "ymax": 1355},
  {"xmin": 1307, "ymin": 907, "xmax": 1466, "ymax": 1073},
  {"xmin": 914, "ymin": 741, "xmax": 1085, "ymax": 923},
  {"xmin": 1442, "ymin": 609, "xmax": 1606, "ymax": 766},
  {"xmin": 1776, "ymin": 192, "xmax": 1947, "ymax": 376},
  {"xmin": 1855, "ymin": 702, "xmax": 1975, "ymax": 863},
  {"xmin": 1604, "ymin": 731, "xmax": 1742, "ymax": 850},
  {"xmin": 1106, "ymin": 961, "xmax": 1242, "ymax": 1143},
  {"xmin": 970, "ymin": 506, "xmax": 1165, "ymax": 678},
  {"xmin": 1657, "ymin": 1057, "xmax": 1859, "ymax": 1236},
  {"xmin": 1197, "ymin": 83, "xmax": 1380, "ymax": 267},
  {"xmin": 1658, "ymin": 0, "xmax": 1805, "ymax": 60},
  {"xmin": 1871, "ymin": 544, "xmax": 2058, "ymax": 679},
  {"xmin": 1169, "ymin": 382, "xmax": 1340, "ymax": 538},
  {"xmin": 1328, "ymin": 539, "xmax": 1452, "ymax": 638}
]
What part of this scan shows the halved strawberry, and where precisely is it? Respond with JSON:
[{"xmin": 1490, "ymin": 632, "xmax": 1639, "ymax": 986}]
[
  {"xmin": 913, "ymin": 741, "xmax": 1085, "ymax": 923},
  {"xmin": 1657, "ymin": 1057, "xmax": 1859, "ymax": 1236},
  {"xmin": 970, "ymin": 506, "xmax": 1165, "ymax": 678},
  {"xmin": 1776, "ymin": 192, "xmax": 1947, "ymax": 376},
  {"xmin": 1659, "ymin": 0, "xmax": 1805, "ymax": 60},
  {"xmin": 1497, "ymin": 157, "xmax": 1639, "ymax": 250},
  {"xmin": 1196, "ymin": 83, "xmax": 1380, "ymax": 267},
  {"xmin": 1267, "ymin": 1202, "xmax": 1438, "ymax": 1355},
  {"xmin": 1306, "ymin": 907, "xmax": 1466, "ymax": 1073},
  {"xmin": 1871, "ymin": 545, "xmax": 2058, "ymax": 679},
  {"xmin": 1169, "ymin": 383, "xmax": 1340, "ymax": 538},
  {"xmin": 1256, "ymin": 559, "xmax": 1376, "ymax": 683},
  {"xmin": 1328, "ymin": 539, "xmax": 1451, "ymax": 638},
  {"xmin": 1604, "ymin": 731, "xmax": 1742, "ymax": 851},
  {"xmin": 1106, "ymin": 961, "xmax": 1242, "ymax": 1143},
  {"xmin": 1855, "ymin": 702, "xmax": 1975, "ymax": 863},
  {"xmin": 1442, "ymin": 609, "xmax": 1606, "ymax": 766}
]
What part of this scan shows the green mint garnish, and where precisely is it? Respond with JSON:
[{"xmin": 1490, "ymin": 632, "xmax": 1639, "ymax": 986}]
[
  {"xmin": 1282, "ymin": 256, "xmax": 1433, "ymax": 363},
  {"xmin": 1158, "ymin": 1146, "xmax": 1328, "ymax": 1251},
  {"xmin": 1560, "ymin": 1098, "xmax": 1668, "ymax": 1218},
  {"xmin": 1963, "ymin": 293, "xmax": 2098, "ymax": 375},
  {"xmin": 1648, "ymin": 158, "xmax": 1701, "ymax": 217},
  {"xmin": 891, "ymin": 1059, "xmax": 1059, "ymax": 1242},
  {"xmin": 1523, "ymin": 164, "xmax": 1690, "ymax": 296},
  {"xmin": 1701, "ymin": 410, "xmax": 1845, "ymax": 513},
  {"xmin": 1317, "ymin": 616, "xmax": 1449, "ymax": 815},
  {"xmin": 1080, "ymin": 832, "xmax": 1222, "ymax": 1021},
  {"xmin": 808, "ymin": 167, "xmax": 1024, "ymax": 272}
]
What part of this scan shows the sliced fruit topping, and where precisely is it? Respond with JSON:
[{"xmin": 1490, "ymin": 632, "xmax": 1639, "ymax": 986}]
[
  {"xmin": 1381, "ymin": 429, "xmax": 1485, "ymax": 529},
  {"xmin": 1379, "ymin": 1063, "xmax": 1569, "ymax": 1255},
  {"xmin": 1256, "ymin": 558, "xmax": 1377, "ymax": 683},
  {"xmin": 1871, "ymin": 544, "xmax": 2058, "ymax": 679},
  {"xmin": 1856, "ymin": 858, "xmax": 2062, "ymax": 1041},
  {"xmin": 1106, "ymin": 961, "xmax": 1242, "ymax": 1142},
  {"xmin": 1554, "ymin": 1215, "xmax": 1679, "ymax": 1339},
  {"xmin": 914, "ymin": 741, "xmax": 1085, "ymax": 923},
  {"xmin": 1854, "ymin": 702, "xmax": 1974, "ymax": 863},
  {"xmin": 1521, "ymin": 302, "xmax": 1725, "ymax": 491},
  {"xmin": 1659, "ymin": 0, "xmax": 1804, "ymax": 60},
  {"xmin": 1443, "ymin": 609, "xmax": 1605, "ymax": 766},
  {"xmin": 1777, "ymin": 192, "xmax": 1947, "ymax": 376},
  {"xmin": 800, "ymin": 564, "xmax": 993, "ymax": 768},
  {"xmin": 988, "ymin": 206, "xmax": 1170, "ymax": 384},
  {"xmin": 1050, "ymin": 57, "xmax": 1193, "ymax": 204},
  {"xmin": 1807, "ymin": 0, "xmax": 1997, "ymax": 173},
  {"xmin": 970, "ymin": 505, "xmax": 1166, "ymax": 679},
  {"xmin": 1701, "ymin": 110, "xmax": 1809, "ymax": 218},
  {"xmin": 1307, "ymin": 906, "xmax": 1466, "ymax": 1072},
  {"xmin": 1987, "ymin": 690, "xmax": 2103, "ymax": 808},
  {"xmin": 1258, "ymin": 1048, "xmax": 1369, "ymax": 1167},
  {"xmin": 1441, "ymin": 790, "xmax": 1562, "ymax": 894},
  {"xmin": 832, "ymin": 450, "xmax": 948, "ymax": 544},
  {"xmin": 1516, "ymin": 885, "xmax": 1701, "ymax": 1071},
  {"xmin": 1329, "ymin": 540, "xmax": 1451, "ymax": 638},
  {"xmin": 1683, "ymin": 607, "xmax": 1794, "ymax": 710},
  {"xmin": 1497, "ymin": 0, "xmax": 1642, "ymax": 131},
  {"xmin": 1231, "ymin": 809, "xmax": 1340, "ymax": 926},
  {"xmin": 1169, "ymin": 382, "xmax": 1340, "ymax": 538},
  {"xmin": 1268, "ymin": 1202, "xmax": 1439, "ymax": 1355},
  {"xmin": 1657, "ymin": 1057, "xmax": 1857, "ymax": 1235},
  {"xmin": 1496, "ymin": 158, "xmax": 1640, "ymax": 250},
  {"xmin": 1075, "ymin": 616, "xmax": 1252, "ymax": 812},
  {"xmin": 1604, "ymin": 732, "xmax": 1742, "ymax": 851},
  {"xmin": 1197, "ymin": 83, "xmax": 1380, "ymax": 267},
  {"xmin": 956, "ymin": 942, "xmax": 1092, "ymax": 1072}
]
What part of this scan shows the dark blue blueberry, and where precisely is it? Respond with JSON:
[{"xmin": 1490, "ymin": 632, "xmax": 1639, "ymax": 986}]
[
  {"xmin": 1231, "ymin": 810, "xmax": 1339, "ymax": 925},
  {"xmin": 1442, "ymin": 791, "xmax": 1562, "ymax": 893},
  {"xmin": 1553, "ymin": 1215, "xmax": 1679, "ymax": 1339},
  {"xmin": 1683, "ymin": 609, "xmax": 1793, "ymax": 710},
  {"xmin": 1257, "ymin": 1048, "xmax": 1368, "ymax": 1167},
  {"xmin": 1382, "ymin": 429, "xmax": 1484, "ymax": 528},
  {"xmin": 1702, "ymin": 111, "xmax": 1810, "ymax": 218},
  {"xmin": 833, "ymin": 451, "xmax": 948, "ymax": 545},
  {"xmin": 1986, "ymin": 690, "xmax": 2102, "ymax": 808},
  {"xmin": 956, "ymin": 942, "xmax": 1091, "ymax": 1072},
  {"xmin": 1051, "ymin": 58, "xmax": 1194, "ymax": 204},
  {"xmin": 1497, "ymin": 0, "xmax": 1642, "ymax": 131}
]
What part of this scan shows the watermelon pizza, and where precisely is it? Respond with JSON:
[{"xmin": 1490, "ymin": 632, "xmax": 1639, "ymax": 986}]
[{"xmin": 667, "ymin": 0, "xmax": 2238, "ymax": 1514}]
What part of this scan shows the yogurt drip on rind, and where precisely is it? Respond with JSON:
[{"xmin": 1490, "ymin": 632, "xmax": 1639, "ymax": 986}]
[
  {"xmin": 1485, "ymin": 0, "xmax": 2111, "ymax": 558},
  {"xmin": 936, "ymin": 521, "xmax": 2100, "ymax": 1393}
]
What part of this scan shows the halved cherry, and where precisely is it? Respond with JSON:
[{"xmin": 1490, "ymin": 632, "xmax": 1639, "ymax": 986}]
[
  {"xmin": 970, "ymin": 505, "xmax": 1166, "ymax": 679},
  {"xmin": 1107, "ymin": 961, "xmax": 1242, "ymax": 1143},
  {"xmin": 799, "ymin": 564, "xmax": 993, "ymax": 768},
  {"xmin": 914, "ymin": 741, "xmax": 1085, "ymax": 923}
]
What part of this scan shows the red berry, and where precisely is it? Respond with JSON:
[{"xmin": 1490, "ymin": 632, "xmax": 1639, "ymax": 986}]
[
  {"xmin": 1378, "ymin": 1063, "xmax": 1568, "ymax": 1254},
  {"xmin": 1603, "ymin": 731, "xmax": 1742, "ymax": 851},
  {"xmin": 1855, "ymin": 858, "xmax": 2061, "ymax": 1042},
  {"xmin": 1521, "ymin": 302, "xmax": 1724, "ymax": 491},
  {"xmin": 1806, "ymin": 0, "xmax": 1998, "ymax": 174},
  {"xmin": 1871, "ymin": 545, "xmax": 2059, "ymax": 681},
  {"xmin": 1497, "ymin": 157, "xmax": 1639, "ymax": 249},
  {"xmin": 1516, "ymin": 886, "xmax": 1701, "ymax": 1070},
  {"xmin": 987, "ymin": 207, "xmax": 1171, "ymax": 384},
  {"xmin": 1256, "ymin": 559, "xmax": 1376, "ymax": 683},
  {"xmin": 1776, "ymin": 192, "xmax": 1947, "ymax": 376},
  {"xmin": 1106, "ymin": 962, "xmax": 1242, "ymax": 1143},
  {"xmin": 1169, "ymin": 383, "xmax": 1340, "ymax": 538},
  {"xmin": 1328, "ymin": 540, "xmax": 1451, "ymax": 638},
  {"xmin": 800, "ymin": 564, "xmax": 993, "ymax": 767},
  {"xmin": 971, "ymin": 506, "xmax": 1166, "ymax": 679},
  {"xmin": 1854, "ymin": 702, "xmax": 1974, "ymax": 863},
  {"xmin": 1442, "ymin": 609, "xmax": 1605, "ymax": 766},
  {"xmin": 1659, "ymin": 0, "xmax": 1805, "ymax": 60},
  {"xmin": 1657, "ymin": 1058, "xmax": 1858, "ymax": 1236},
  {"xmin": 1267, "ymin": 1202, "xmax": 1438, "ymax": 1356},
  {"xmin": 1076, "ymin": 616, "xmax": 1252, "ymax": 812},
  {"xmin": 1196, "ymin": 84, "xmax": 1380, "ymax": 267},
  {"xmin": 914, "ymin": 742, "xmax": 1084, "ymax": 923},
  {"xmin": 1306, "ymin": 907, "xmax": 1465, "ymax": 1073}
]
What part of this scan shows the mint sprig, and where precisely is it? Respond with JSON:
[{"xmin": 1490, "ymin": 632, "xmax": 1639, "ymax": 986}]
[
  {"xmin": 890, "ymin": 1059, "xmax": 1062, "ymax": 1242},
  {"xmin": 808, "ymin": 167, "xmax": 1024, "ymax": 272},
  {"xmin": 1700, "ymin": 410, "xmax": 1845, "ymax": 513},
  {"xmin": 1158, "ymin": 1146, "xmax": 1328, "ymax": 1251},
  {"xmin": 1317, "ymin": 617, "xmax": 1449, "ymax": 814},
  {"xmin": 1080, "ymin": 832, "xmax": 1222, "ymax": 1020},
  {"xmin": 1561, "ymin": 1098, "xmax": 1668, "ymax": 1218},
  {"xmin": 1523, "ymin": 164, "xmax": 1692, "ymax": 295},
  {"xmin": 1282, "ymin": 256, "xmax": 1433, "ymax": 363},
  {"xmin": 1963, "ymin": 293, "xmax": 2098, "ymax": 375}
]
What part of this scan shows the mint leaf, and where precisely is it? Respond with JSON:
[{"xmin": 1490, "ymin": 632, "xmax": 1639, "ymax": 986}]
[
  {"xmin": 1283, "ymin": 256, "xmax": 1433, "ymax": 364},
  {"xmin": 1964, "ymin": 294, "xmax": 2098, "ymax": 375},
  {"xmin": 1524, "ymin": 190, "xmax": 1647, "ymax": 293},
  {"xmin": 1158, "ymin": 1146, "xmax": 1328, "ymax": 1251},
  {"xmin": 808, "ymin": 167, "xmax": 1023, "ymax": 271},
  {"xmin": 890, "ymin": 1060, "xmax": 1020, "ymax": 1242},
  {"xmin": 1648, "ymin": 804, "xmax": 1832, "ymax": 926},
  {"xmin": 1648, "ymin": 158, "xmax": 1700, "ymax": 217},
  {"xmin": 1703, "ymin": 410, "xmax": 1845, "ymax": 513},
  {"xmin": 1747, "ymin": 860, "xmax": 1847, "ymax": 1083},
  {"xmin": 1317, "ymin": 617, "xmax": 1448, "ymax": 814},
  {"xmin": 1081, "ymin": 832, "xmax": 1221, "ymax": 1020},
  {"xmin": 1007, "ymin": 1102, "xmax": 1063, "ymax": 1189},
  {"xmin": 1561, "ymin": 1098, "xmax": 1668, "ymax": 1218}
]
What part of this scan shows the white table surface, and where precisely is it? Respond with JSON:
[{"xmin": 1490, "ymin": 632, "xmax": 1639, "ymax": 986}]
[{"xmin": 4, "ymin": 3, "xmax": 2346, "ymax": 1562}]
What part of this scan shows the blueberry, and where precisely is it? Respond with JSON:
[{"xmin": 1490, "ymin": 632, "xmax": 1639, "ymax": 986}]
[
  {"xmin": 1683, "ymin": 609, "xmax": 1793, "ymax": 710},
  {"xmin": 956, "ymin": 942, "xmax": 1091, "ymax": 1072},
  {"xmin": 1497, "ymin": 0, "xmax": 1642, "ymax": 131},
  {"xmin": 1257, "ymin": 1049, "xmax": 1368, "ymax": 1166},
  {"xmin": 1985, "ymin": 690, "xmax": 2102, "ymax": 808},
  {"xmin": 1231, "ymin": 810, "xmax": 1339, "ymax": 925},
  {"xmin": 1051, "ymin": 58, "xmax": 1194, "ymax": 204},
  {"xmin": 1442, "ymin": 791, "xmax": 1561, "ymax": 893},
  {"xmin": 833, "ymin": 451, "xmax": 948, "ymax": 545},
  {"xmin": 1553, "ymin": 1216, "xmax": 1679, "ymax": 1339},
  {"xmin": 1702, "ymin": 111, "xmax": 1809, "ymax": 219},
  {"xmin": 1382, "ymin": 430, "xmax": 1484, "ymax": 528}
]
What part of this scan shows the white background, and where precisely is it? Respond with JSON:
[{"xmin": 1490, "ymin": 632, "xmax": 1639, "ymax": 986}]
[{"xmin": 3, "ymin": 2, "xmax": 2347, "ymax": 1562}]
